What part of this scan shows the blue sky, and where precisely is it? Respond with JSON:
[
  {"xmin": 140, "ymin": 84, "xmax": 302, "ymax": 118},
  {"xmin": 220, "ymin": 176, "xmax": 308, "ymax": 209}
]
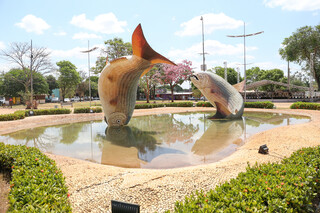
[{"xmin": 0, "ymin": 0, "xmax": 320, "ymax": 88}]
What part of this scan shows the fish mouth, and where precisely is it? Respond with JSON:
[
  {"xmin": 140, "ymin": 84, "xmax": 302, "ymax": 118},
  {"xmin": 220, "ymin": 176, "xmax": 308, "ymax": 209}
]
[{"xmin": 191, "ymin": 75, "xmax": 199, "ymax": 81}]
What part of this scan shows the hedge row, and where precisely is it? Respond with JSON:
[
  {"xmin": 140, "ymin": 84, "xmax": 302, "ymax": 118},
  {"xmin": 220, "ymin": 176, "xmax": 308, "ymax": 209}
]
[
  {"xmin": 24, "ymin": 108, "xmax": 71, "ymax": 116},
  {"xmin": 171, "ymin": 146, "xmax": 320, "ymax": 212},
  {"xmin": 0, "ymin": 111, "xmax": 26, "ymax": 121},
  {"xmin": 290, "ymin": 102, "xmax": 320, "ymax": 110},
  {"xmin": 73, "ymin": 107, "xmax": 102, "ymax": 113},
  {"xmin": 196, "ymin": 101, "xmax": 214, "ymax": 107},
  {"xmin": 0, "ymin": 143, "xmax": 72, "ymax": 212},
  {"xmin": 244, "ymin": 101, "xmax": 274, "ymax": 109},
  {"xmin": 135, "ymin": 101, "xmax": 193, "ymax": 109},
  {"xmin": 195, "ymin": 101, "xmax": 275, "ymax": 109}
]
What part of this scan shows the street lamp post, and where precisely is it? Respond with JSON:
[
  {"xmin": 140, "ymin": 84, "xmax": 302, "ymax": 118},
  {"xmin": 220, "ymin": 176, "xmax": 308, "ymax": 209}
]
[
  {"xmin": 200, "ymin": 16, "xmax": 207, "ymax": 71},
  {"xmin": 80, "ymin": 41, "xmax": 98, "ymax": 107},
  {"xmin": 227, "ymin": 22, "xmax": 263, "ymax": 102},
  {"xmin": 223, "ymin": 61, "xmax": 227, "ymax": 81},
  {"xmin": 30, "ymin": 40, "xmax": 33, "ymax": 109},
  {"xmin": 236, "ymin": 67, "xmax": 240, "ymax": 83}
]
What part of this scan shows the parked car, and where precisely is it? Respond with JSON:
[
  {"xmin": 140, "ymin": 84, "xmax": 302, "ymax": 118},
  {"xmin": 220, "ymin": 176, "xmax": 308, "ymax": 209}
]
[
  {"xmin": 155, "ymin": 97, "xmax": 163, "ymax": 100},
  {"xmin": 64, "ymin": 98, "xmax": 70, "ymax": 102},
  {"xmin": 51, "ymin": 97, "xmax": 59, "ymax": 103},
  {"xmin": 0, "ymin": 97, "xmax": 5, "ymax": 105}
]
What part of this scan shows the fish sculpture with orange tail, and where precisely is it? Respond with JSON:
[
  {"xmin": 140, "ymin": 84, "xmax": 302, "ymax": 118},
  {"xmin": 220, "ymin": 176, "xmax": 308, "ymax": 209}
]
[
  {"xmin": 190, "ymin": 72, "xmax": 244, "ymax": 119},
  {"xmin": 98, "ymin": 24, "xmax": 176, "ymax": 126}
]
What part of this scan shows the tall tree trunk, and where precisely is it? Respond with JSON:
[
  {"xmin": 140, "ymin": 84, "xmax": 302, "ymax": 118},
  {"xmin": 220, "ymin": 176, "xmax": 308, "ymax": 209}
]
[
  {"xmin": 146, "ymin": 78, "xmax": 149, "ymax": 103},
  {"xmin": 170, "ymin": 83, "xmax": 174, "ymax": 102}
]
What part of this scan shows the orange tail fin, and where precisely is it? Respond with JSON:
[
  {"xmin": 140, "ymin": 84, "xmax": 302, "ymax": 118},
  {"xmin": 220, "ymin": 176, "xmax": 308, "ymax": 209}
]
[{"xmin": 132, "ymin": 24, "xmax": 176, "ymax": 66}]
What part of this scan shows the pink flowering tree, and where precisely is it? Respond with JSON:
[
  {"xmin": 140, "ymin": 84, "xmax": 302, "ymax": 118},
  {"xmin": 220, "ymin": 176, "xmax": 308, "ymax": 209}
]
[{"xmin": 153, "ymin": 60, "xmax": 193, "ymax": 102}]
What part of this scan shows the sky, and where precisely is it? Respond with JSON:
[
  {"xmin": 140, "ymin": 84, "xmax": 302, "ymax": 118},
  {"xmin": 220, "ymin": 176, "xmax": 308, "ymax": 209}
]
[{"xmin": 0, "ymin": 0, "xmax": 320, "ymax": 88}]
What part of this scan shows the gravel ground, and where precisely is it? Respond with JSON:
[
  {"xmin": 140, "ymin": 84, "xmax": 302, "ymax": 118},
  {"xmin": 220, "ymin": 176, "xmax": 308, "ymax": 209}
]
[{"xmin": 1, "ymin": 105, "xmax": 320, "ymax": 212}]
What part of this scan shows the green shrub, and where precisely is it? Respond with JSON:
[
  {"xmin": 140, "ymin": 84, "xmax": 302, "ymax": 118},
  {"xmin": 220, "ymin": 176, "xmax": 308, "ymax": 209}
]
[
  {"xmin": 74, "ymin": 107, "xmax": 102, "ymax": 113},
  {"xmin": 25, "ymin": 108, "xmax": 71, "ymax": 116},
  {"xmin": 290, "ymin": 102, "xmax": 320, "ymax": 110},
  {"xmin": 196, "ymin": 101, "xmax": 214, "ymax": 107},
  {"xmin": 171, "ymin": 146, "xmax": 320, "ymax": 212},
  {"xmin": 0, "ymin": 143, "xmax": 72, "ymax": 212},
  {"xmin": 135, "ymin": 102, "xmax": 193, "ymax": 109},
  {"xmin": 0, "ymin": 111, "xmax": 26, "ymax": 121},
  {"xmin": 244, "ymin": 101, "xmax": 274, "ymax": 109}
]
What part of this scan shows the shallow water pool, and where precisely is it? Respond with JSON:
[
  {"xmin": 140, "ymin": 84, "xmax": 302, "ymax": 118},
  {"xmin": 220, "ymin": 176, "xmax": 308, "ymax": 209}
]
[{"xmin": 0, "ymin": 112, "xmax": 310, "ymax": 169}]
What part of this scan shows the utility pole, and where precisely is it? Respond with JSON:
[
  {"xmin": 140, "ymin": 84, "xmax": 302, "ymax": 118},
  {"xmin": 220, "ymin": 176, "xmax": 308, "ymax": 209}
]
[
  {"xmin": 237, "ymin": 67, "xmax": 240, "ymax": 83},
  {"xmin": 223, "ymin": 61, "xmax": 227, "ymax": 81},
  {"xmin": 310, "ymin": 53, "xmax": 314, "ymax": 102},
  {"xmin": 288, "ymin": 61, "xmax": 290, "ymax": 92},
  {"xmin": 30, "ymin": 40, "xmax": 33, "ymax": 109},
  {"xmin": 200, "ymin": 16, "xmax": 207, "ymax": 71}
]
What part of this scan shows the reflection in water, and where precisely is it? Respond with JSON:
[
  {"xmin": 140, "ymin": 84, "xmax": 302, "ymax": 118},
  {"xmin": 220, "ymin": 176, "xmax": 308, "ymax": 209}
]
[
  {"xmin": 0, "ymin": 112, "xmax": 310, "ymax": 169},
  {"xmin": 192, "ymin": 119, "xmax": 244, "ymax": 156},
  {"xmin": 98, "ymin": 126, "xmax": 184, "ymax": 168}
]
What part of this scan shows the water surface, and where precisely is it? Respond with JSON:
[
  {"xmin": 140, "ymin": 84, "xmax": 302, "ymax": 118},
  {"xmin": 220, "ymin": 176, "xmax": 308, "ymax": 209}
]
[{"xmin": 0, "ymin": 112, "xmax": 310, "ymax": 169}]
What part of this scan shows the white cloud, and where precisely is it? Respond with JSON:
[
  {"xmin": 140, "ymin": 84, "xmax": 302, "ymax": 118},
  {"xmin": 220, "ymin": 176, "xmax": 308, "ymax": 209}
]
[
  {"xmin": 15, "ymin": 14, "xmax": 50, "ymax": 34},
  {"xmin": 264, "ymin": 0, "xmax": 320, "ymax": 11},
  {"xmin": 175, "ymin": 13, "xmax": 243, "ymax": 36},
  {"xmin": 72, "ymin": 32, "xmax": 102, "ymax": 40},
  {"xmin": 54, "ymin": 31, "xmax": 67, "ymax": 36},
  {"xmin": 70, "ymin": 13, "xmax": 127, "ymax": 34},
  {"xmin": 168, "ymin": 40, "xmax": 257, "ymax": 60}
]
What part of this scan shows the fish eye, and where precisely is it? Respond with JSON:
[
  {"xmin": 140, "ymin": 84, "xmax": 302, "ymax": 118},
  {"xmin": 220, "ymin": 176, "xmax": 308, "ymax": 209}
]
[{"xmin": 192, "ymin": 75, "xmax": 199, "ymax": 80}]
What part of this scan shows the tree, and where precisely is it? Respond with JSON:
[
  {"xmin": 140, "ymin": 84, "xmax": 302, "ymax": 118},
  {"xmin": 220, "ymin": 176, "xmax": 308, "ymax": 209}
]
[
  {"xmin": 139, "ymin": 66, "xmax": 158, "ymax": 103},
  {"xmin": 208, "ymin": 66, "xmax": 241, "ymax": 85},
  {"xmin": 0, "ymin": 42, "xmax": 53, "ymax": 101},
  {"xmin": 46, "ymin": 75, "xmax": 58, "ymax": 95},
  {"xmin": 56, "ymin": 61, "xmax": 80, "ymax": 101},
  {"xmin": 1, "ymin": 68, "xmax": 48, "ymax": 98},
  {"xmin": 153, "ymin": 60, "xmax": 193, "ymax": 102},
  {"xmin": 259, "ymin": 69, "xmax": 285, "ymax": 92},
  {"xmin": 93, "ymin": 38, "xmax": 133, "ymax": 74},
  {"xmin": 279, "ymin": 25, "xmax": 320, "ymax": 90},
  {"xmin": 246, "ymin": 67, "xmax": 262, "ymax": 84}
]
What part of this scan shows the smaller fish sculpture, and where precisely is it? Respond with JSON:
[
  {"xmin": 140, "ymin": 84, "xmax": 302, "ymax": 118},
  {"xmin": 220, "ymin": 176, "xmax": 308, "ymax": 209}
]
[
  {"xmin": 191, "ymin": 72, "xmax": 244, "ymax": 119},
  {"xmin": 98, "ymin": 24, "xmax": 175, "ymax": 126}
]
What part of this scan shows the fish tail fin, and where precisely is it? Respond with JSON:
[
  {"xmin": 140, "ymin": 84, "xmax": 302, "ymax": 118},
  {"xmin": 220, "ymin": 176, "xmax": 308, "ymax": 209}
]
[{"xmin": 132, "ymin": 24, "xmax": 176, "ymax": 66}]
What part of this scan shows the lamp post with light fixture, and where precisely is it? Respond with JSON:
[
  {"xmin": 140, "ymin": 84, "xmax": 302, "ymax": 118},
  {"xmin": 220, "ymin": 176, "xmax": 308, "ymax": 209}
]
[
  {"xmin": 227, "ymin": 22, "xmax": 263, "ymax": 102},
  {"xmin": 80, "ymin": 41, "xmax": 98, "ymax": 107}
]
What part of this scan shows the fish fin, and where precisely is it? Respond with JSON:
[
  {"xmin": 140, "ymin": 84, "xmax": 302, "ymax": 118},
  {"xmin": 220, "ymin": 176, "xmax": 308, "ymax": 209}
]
[
  {"xmin": 140, "ymin": 65, "xmax": 154, "ymax": 77},
  {"xmin": 110, "ymin": 57, "xmax": 128, "ymax": 64},
  {"xmin": 233, "ymin": 80, "xmax": 245, "ymax": 92},
  {"xmin": 132, "ymin": 24, "xmax": 176, "ymax": 66}
]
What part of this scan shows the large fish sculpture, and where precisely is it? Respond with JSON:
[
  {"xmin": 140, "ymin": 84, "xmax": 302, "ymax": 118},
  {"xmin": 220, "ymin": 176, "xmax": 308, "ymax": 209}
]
[
  {"xmin": 98, "ymin": 24, "xmax": 175, "ymax": 126},
  {"xmin": 191, "ymin": 72, "xmax": 244, "ymax": 119}
]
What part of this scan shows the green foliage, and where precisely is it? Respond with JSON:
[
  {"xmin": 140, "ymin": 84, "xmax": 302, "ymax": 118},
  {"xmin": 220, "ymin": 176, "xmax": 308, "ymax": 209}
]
[
  {"xmin": 259, "ymin": 69, "xmax": 285, "ymax": 92},
  {"xmin": 279, "ymin": 24, "xmax": 320, "ymax": 90},
  {"xmin": 171, "ymin": 146, "xmax": 320, "ymax": 212},
  {"xmin": 0, "ymin": 143, "xmax": 72, "ymax": 212},
  {"xmin": 56, "ymin": 60, "xmax": 81, "ymax": 100},
  {"xmin": 73, "ymin": 107, "xmax": 102, "ymax": 113},
  {"xmin": 245, "ymin": 101, "xmax": 274, "ymax": 109},
  {"xmin": 209, "ymin": 66, "xmax": 241, "ymax": 85},
  {"xmin": 1, "ymin": 68, "xmax": 49, "ymax": 97},
  {"xmin": 0, "ymin": 109, "xmax": 71, "ymax": 122},
  {"xmin": 196, "ymin": 101, "xmax": 213, "ymax": 107},
  {"xmin": 290, "ymin": 102, "xmax": 320, "ymax": 110},
  {"xmin": 104, "ymin": 38, "xmax": 132, "ymax": 61},
  {"xmin": 0, "ymin": 111, "xmax": 26, "ymax": 121},
  {"xmin": 46, "ymin": 75, "xmax": 58, "ymax": 95},
  {"xmin": 135, "ymin": 102, "xmax": 193, "ymax": 109}
]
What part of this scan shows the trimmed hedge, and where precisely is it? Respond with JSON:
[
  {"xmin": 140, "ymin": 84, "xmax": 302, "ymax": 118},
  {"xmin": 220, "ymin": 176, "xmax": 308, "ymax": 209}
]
[
  {"xmin": 0, "ymin": 143, "xmax": 72, "ymax": 212},
  {"xmin": 171, "ymin": 146, "xmax": 320, "ymax": 212},
  {"xmin": 196, "ymin": 101, "xmax": 214, "ymax": 107},
  {"xmin": 0, "ymin": 111, "xmax": 26, "ymax": 121},
  {"xmin": 24, "ymin": 108, "xmax": 71, "ymax": 116},
  {"xmin": 73, "ymin": 107, "xmax": 102, "ymax": 113},
  {"xmin": 244, "ymin": 101, "xmax": 274, "ymax": 109},
  {"xmin": 135, "ymin": 101, "xmax": 193, "ymax": 109},
  {"xmin": 290, "ymin": 102, "xmax": 320, "ymax": 110}
]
